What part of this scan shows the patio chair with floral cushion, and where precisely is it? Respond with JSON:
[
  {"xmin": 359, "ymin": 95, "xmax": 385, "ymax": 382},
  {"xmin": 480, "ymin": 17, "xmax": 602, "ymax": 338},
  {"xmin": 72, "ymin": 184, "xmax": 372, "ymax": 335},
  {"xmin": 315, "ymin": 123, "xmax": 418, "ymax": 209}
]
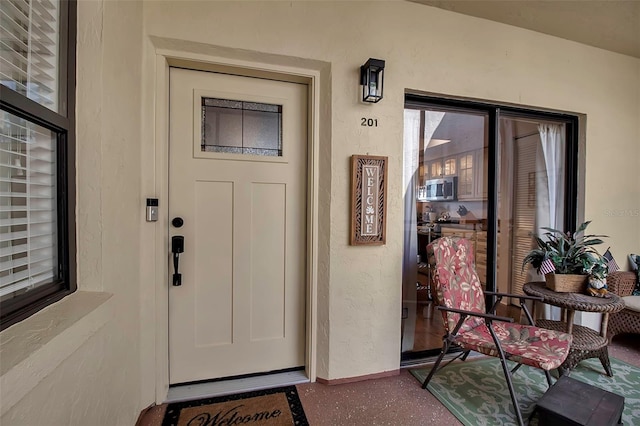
[{"xmin": 421, "ymin": 237, "xmax": 573, "ymax": 426}]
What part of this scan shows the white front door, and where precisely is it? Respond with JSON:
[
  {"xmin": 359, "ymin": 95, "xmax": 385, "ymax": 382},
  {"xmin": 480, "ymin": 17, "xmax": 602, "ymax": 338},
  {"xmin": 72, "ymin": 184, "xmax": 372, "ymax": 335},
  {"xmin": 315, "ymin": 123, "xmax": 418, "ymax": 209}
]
[{"xmin": 168, "ymin": 67, "xmax": 307, "ymax": 385}]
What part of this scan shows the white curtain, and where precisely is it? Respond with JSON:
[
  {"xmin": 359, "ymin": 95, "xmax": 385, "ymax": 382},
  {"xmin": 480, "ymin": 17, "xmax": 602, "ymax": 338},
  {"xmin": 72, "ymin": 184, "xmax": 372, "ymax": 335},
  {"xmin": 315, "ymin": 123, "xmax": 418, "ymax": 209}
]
[
  {"xmin": 536, "ymin": 123, "xmax": 566, "ymax": 320},
  {"xmin": 537, "ymin": 124, "xmax": 565, "ymax": 235},
  {"xmin": 401, "ymin": 109, "xmax": 443, "ymax": 352}
]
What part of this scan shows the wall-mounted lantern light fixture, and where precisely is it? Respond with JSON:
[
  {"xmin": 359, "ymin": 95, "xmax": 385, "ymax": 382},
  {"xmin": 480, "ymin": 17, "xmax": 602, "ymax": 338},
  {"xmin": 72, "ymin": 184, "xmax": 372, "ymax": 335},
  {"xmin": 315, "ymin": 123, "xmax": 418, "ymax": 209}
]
[{"xmin": 360, "ymin": 58, "xmax": 385, "ymax": 103}]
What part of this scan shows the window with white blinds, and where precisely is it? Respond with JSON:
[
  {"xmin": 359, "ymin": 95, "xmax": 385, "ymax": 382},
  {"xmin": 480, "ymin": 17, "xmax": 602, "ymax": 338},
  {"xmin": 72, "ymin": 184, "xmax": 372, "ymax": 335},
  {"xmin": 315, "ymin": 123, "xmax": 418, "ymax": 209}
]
[
  {"xmin": 0, "ymin": 0, "xmax": 60, "ymax": 112},
  {"xmin": 0, "ymin": 0, "xmax": 74, "ymax": 330},
  {"xmin": 0, "ymin": 111, "xmax": 57, "ymax": 300},
  {"xmin": 511, "ymin": 133, "xmax": 541, "ymax": 296}
]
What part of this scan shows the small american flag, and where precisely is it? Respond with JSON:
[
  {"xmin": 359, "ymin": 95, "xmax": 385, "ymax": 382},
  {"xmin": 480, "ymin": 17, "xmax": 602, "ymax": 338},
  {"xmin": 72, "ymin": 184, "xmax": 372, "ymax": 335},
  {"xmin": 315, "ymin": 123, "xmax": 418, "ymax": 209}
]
[
  {"xmin": 539, "ymin": 258, "xmax": 556, "ymax": 275},
  {"xmin": 603, "ymin": 248, "xmax": 620, "ymax": 272}
]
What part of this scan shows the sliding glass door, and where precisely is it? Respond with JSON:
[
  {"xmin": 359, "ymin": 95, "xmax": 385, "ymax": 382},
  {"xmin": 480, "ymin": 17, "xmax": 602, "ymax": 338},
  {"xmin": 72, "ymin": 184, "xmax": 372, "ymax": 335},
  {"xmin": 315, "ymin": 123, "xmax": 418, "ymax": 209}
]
[
  {"xmin": 401, "ymin": 95, "xmax": 579, "ymax": 361},
  {"xmin": 401, "ymin": 106, "xmax": 488, "ymax": 359}
]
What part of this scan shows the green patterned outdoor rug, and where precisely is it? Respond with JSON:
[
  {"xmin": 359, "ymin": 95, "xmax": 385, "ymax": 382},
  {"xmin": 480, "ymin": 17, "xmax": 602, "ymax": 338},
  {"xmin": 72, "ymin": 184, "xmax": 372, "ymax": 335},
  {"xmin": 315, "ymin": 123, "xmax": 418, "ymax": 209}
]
[{"xmin": 411, "ymin": 357, "xmax": 640, "ymax": 425}]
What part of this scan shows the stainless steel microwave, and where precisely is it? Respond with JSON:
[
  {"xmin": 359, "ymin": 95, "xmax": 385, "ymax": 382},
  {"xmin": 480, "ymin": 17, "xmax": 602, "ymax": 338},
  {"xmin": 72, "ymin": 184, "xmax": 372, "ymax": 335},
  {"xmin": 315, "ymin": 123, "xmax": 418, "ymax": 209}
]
[{"xmin": 423, "ymin": 177, "xmax": 457, "ymax": 201}]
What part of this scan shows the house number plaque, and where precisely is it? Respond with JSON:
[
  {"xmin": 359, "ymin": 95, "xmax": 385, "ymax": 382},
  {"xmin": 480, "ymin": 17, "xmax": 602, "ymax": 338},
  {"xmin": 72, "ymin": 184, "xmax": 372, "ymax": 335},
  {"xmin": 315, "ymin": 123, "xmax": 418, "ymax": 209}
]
[{"xmin": 350, "ymin": 155, "xmax": 388, "ymax": 245}]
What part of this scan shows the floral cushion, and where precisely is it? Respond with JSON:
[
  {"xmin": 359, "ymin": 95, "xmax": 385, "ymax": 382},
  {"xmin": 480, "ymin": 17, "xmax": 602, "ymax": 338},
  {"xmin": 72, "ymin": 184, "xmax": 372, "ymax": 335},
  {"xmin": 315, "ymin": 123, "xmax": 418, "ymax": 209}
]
[
  {"xmin": 429, "ymin": 237, "xmax": 485, "ymax": 333},
  {"xmin": 428, "ymin": 236, "xmax": 573, "ymax": 371},
  {"xmin": 454, "ymin": 322, "xmax": 572, "ymax": 371}
]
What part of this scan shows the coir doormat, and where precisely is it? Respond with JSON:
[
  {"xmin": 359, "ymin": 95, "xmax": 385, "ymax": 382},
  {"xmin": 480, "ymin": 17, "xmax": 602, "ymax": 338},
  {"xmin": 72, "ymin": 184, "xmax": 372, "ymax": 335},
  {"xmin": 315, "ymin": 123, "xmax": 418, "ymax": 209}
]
[{"xmin": 161, "ymin": 386, "xmax": 308, "ymax": 426}]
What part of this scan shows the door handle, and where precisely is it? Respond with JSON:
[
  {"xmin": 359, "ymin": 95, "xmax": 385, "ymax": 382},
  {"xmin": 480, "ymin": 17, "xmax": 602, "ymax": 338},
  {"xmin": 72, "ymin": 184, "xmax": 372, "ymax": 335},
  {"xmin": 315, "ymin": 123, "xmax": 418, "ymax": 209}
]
[{"xmin": 172, "ymin": 235, "xmax": 184, "ymax": 286}]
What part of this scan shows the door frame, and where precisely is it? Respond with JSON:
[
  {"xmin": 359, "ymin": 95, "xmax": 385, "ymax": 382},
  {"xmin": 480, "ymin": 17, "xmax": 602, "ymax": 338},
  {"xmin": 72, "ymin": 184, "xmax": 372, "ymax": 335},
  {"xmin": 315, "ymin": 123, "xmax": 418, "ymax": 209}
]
[{"xmin": 150, "ymin": 44, "xmax": 321, "ymax": 403}]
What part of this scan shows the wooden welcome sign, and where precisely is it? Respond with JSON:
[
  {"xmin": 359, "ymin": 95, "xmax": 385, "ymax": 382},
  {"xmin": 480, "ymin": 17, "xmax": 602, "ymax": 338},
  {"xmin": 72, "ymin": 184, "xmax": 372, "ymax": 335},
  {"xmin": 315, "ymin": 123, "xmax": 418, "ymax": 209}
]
[{"xmin": 350, "ymin": 155, "xmax": 388, "ymax": 245}]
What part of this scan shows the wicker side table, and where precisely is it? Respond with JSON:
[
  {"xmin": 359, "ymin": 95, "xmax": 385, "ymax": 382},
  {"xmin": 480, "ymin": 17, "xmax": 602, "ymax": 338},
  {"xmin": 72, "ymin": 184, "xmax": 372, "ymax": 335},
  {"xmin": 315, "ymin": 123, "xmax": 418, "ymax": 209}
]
[{"xmin": 523, "ymin": 282, "xmax": 625, "ymax": 377}]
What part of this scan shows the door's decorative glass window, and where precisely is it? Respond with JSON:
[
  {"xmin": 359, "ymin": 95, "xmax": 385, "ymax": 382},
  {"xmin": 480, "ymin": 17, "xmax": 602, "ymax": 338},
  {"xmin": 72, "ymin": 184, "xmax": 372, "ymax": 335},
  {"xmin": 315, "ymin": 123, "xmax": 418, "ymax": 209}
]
[{"xmin": 201, "ymin": 98, "xmax": 282, "ymax": 156}]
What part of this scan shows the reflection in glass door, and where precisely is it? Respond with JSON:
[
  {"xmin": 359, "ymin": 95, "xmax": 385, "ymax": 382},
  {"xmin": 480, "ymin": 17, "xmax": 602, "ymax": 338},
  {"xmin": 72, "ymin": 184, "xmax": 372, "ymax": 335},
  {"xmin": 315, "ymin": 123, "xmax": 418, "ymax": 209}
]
[
  {"xmin": 401, "ymin": 97, "xmax": 578, "ymax": 362},
  {"xmin": 402, "ymin": 106, "xmax": 488, "ymax": 360}
]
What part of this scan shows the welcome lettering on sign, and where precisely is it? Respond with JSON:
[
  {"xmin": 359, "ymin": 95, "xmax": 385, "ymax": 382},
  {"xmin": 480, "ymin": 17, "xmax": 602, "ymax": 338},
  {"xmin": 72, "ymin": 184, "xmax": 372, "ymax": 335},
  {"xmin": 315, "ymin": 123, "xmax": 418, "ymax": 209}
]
[
  {"xmin": 350, "ymin": 155, "xmax": 388, "ymax": 245},
  {"xmin": 361, "ymin": 165, "xmax": 379, "ymax": 236}
]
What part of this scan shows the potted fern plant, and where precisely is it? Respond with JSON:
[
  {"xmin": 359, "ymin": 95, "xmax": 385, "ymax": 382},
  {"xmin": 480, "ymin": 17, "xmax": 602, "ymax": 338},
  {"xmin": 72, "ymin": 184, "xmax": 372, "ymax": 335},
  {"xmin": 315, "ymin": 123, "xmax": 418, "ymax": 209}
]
[{"xmin": 522, "ymin": 221, "xmax": 609, "ymax": 293}]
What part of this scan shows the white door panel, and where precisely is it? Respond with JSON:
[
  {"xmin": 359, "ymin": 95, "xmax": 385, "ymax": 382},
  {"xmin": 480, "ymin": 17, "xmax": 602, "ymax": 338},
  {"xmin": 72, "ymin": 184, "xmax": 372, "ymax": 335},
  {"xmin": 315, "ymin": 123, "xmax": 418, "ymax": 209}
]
[{"xmin": 168, "ymin": 68, "xmax": 307, "ymax": 384}]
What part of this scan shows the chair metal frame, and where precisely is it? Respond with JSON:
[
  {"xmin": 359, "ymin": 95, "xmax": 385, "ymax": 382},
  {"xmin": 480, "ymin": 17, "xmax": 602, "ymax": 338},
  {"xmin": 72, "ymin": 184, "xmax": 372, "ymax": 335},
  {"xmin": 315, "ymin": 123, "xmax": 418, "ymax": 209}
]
[{"xmin": 421, "ymin": 239, "xmax": 569, "ymax": 426}]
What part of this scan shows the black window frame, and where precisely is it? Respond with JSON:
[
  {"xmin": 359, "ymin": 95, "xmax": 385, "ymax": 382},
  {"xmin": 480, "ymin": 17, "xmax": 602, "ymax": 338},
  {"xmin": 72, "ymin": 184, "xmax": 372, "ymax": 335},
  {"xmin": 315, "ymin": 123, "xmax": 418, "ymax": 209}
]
[
  {"xmin": 0, "ymin": 0, "xmax": 77, "ymax": 331},
  {"xmin": 401, "ymin": 93, "xmax": 580, "ymax": 362},
  {"xmin": 405, "ymin": 94, "xmax": 580, "ymax": 291}
]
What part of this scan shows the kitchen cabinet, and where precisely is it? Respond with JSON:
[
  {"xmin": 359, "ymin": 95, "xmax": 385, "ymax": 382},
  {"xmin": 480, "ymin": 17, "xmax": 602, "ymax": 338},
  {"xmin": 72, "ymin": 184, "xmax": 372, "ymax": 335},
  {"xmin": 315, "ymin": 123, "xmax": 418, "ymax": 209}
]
[
  {"xmin": 422, "ymin": 148, "xmax": 487, "ymax": 200},
  {"xmin": 478, "ymin": 147, "xmax": 488, "ymax": 199},
  {"xmin": 457, "ymin": 148, "xmax": 487, "ymax": 201},
  {"xmin": 457, "ymin": 152, "xmax": 474, "ymax": 199},
  {"xmin": 475, "ymin": 231, "xmax": 501, "ymax": 290},
  {"xmin": 417, "ymin": 227, "xmax": 439, "ymax": 262},
  {"xmin": 440, "ymin": 226, "xmax": 476, "ymax": 241},
  {"xmin": 427, "ymin": 156, "xmax": 456, "ymax": 179},
  {"xmin": 475, "ymin": 231, "xmax": 487, "ymax": 287}
]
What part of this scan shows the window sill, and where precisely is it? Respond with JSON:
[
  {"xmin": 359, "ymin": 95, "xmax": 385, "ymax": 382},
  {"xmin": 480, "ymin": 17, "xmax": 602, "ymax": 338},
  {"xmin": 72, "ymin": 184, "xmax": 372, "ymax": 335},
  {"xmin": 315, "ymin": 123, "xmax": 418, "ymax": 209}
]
[{"xmin": 0, "ymin": 291, "xmax": 113, "ymax": 416}]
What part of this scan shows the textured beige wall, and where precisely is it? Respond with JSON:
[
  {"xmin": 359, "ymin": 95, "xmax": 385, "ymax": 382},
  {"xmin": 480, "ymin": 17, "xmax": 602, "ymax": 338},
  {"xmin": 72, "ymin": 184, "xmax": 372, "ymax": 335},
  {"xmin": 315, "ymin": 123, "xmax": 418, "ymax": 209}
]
[
  {"xmin": 140, "ymin": 0, "xmax": 639, "ymax": 381},
  {"xmin": 5, "ymin": 3, "xmax": 638, "ymax": 423},
  {"xmin": 1, "ymin": 0, "xmax": 144, "ymax": 424},
  {"xmin": 1, "ymin": 309, "xmax": 139, "ymax": 426}
]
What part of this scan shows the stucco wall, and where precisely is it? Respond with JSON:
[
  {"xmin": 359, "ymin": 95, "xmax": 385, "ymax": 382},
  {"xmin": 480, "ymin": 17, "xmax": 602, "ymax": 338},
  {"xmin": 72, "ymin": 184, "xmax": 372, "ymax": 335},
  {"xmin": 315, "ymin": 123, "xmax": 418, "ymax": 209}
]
[
  {"xmin": 1, "ymin": 0, "xmax": 144, "ymax": 425},
  {"xmin": 139, "ymin": 0, "xmax": 639, "ymax": 382},
  {"xmin": 3, "ymin": 1, "xmax": 638, "ymax": 424},
  {"xmin": 1, "ymin": 305, "xmax": 139, "ymax": 426}
]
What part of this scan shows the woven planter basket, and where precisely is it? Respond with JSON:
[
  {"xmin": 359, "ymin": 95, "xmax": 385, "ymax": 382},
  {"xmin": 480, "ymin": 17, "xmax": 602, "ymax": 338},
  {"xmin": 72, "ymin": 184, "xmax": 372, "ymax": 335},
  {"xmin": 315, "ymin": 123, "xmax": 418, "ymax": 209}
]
[{"xmin": 545, "ymin": 273, "xmax": 588, "ymax": 293}]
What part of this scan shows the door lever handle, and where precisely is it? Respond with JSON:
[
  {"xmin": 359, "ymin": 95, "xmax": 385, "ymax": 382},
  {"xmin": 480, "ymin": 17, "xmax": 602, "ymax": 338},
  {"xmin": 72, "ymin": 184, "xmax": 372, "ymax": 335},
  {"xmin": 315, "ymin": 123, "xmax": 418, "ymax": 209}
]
[{"xmin": 172, "ymin": 236, "xmax": 184, "ymax": 286}]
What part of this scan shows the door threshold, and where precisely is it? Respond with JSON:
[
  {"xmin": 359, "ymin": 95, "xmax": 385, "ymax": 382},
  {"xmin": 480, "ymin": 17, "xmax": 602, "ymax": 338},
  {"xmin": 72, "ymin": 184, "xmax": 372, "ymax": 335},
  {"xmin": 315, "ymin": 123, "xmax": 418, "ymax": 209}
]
[{"xmin": 165, "ymin": 370, "xmax": 309, "ymax": 403}]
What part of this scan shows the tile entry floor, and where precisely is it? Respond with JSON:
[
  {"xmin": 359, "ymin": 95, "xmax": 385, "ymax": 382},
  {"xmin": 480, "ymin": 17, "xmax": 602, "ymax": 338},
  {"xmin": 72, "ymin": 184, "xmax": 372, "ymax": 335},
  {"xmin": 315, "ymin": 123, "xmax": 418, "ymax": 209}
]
[{"xmin": 138, "ymin": 334, "xmax": 640, "ymax": 425}]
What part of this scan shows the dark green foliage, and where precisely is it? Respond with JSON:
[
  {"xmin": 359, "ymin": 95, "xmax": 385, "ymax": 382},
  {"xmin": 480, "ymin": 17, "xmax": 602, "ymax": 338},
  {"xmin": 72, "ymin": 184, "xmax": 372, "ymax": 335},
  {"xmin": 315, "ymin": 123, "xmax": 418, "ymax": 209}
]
[{"xmin": 522, "ymin": 221, "xmax": 609, "ymax": 278}]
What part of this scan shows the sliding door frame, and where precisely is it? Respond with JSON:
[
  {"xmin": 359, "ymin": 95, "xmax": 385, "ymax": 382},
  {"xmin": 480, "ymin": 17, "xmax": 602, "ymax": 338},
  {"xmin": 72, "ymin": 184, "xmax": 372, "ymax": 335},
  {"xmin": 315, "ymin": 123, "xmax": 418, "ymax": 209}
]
[{"xmin": 402, "ymin": 93, "xmax": 581, "ymax": 359}]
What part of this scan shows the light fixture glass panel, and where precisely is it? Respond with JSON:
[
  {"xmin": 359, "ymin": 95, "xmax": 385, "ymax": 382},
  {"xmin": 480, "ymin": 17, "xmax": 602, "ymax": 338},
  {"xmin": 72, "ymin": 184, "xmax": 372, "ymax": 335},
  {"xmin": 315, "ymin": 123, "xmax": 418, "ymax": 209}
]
[{"xmin": 427, "ymin": 138, "xmax": 451, "ymax": 148}]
